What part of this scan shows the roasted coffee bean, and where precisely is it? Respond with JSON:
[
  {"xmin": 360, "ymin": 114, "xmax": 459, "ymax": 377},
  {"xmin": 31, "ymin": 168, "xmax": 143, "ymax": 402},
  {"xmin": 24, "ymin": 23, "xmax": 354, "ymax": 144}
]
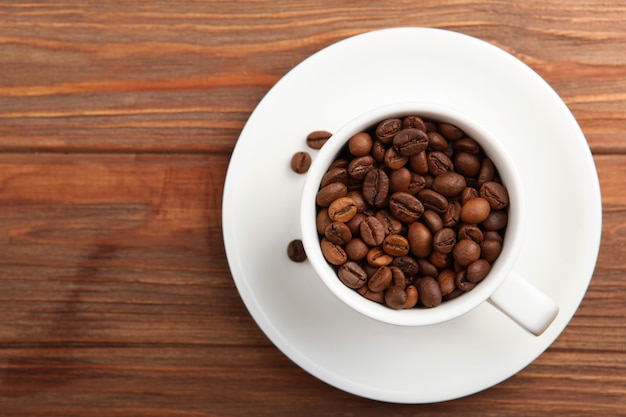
[
  {"xmin": 482, "ymin": 210, "xmax": 508, "ymax": 231},
  {"xmin": 346, "ymin": 213, "xmax": 366, "ymax": 236},
  {"xmin": 461, "ymin": 187, "xmax": 479, "ymax": 204},
  {"xmin": 360, "ymin": 216, "xmax": 386, "ymax": 246},
  {"xmin": 418, "ymin": 189, "xmax": 449, "ymax": 214},
  {"xmin": 484, "ymin": 230, "xmax": 504, "ymax": 243},
  {"xmin": 461, "ymin": 197, "xmax": 491, "ymax": 224},
  {"xmin": 433, "ymin": 228, "xmax": 457, "ymax": 254},
  {"xmin": 375, "ymin": 118, "xmax": 402, "ymax": 144},
  {"xmin": 452, "ymin": 239, "xmax": 481, "ymax": 266},
  {"xmin": 454, "ymin": 138, "xmax": 481, "ymax": 154},
  {"xmin": 306, "ymin": 130, "xmax": 332, "ymax": 149},
  {"xmin": 426, "ymin": 131, "xmax": 448, "ymax": 151},
  {"xmin": 291, "ymin": 151, "xmax": 312, "ymax": 174},
  {"xmin": 321, "ymin": 238, "xmax": 348, "ymax": 265},
  {"xmin": 437, "ymin": 269, "xmax": 456, "ymax": 296},
  {"xmin": 384, "ymin": 285, "xmax": 408, "ymax": 309},
  {"xmin": 408, "ymin": 221, "xmax": 433, "ymax": 258},
  {"xmin": 371, "ymin": 141, "xmax": 387, "ymax": 162},
  {"xmin": 417, "ymin": 258, "xmax": 439, "ymax": 278},
  {"xmin": 390, "ymin": 266, "xmax": 407, "ymax": 287},
  {"xmin": 348, "ymin": 132, "xmax": 373, "ymax": 156},
  {"xmin": 347, "ymin": 155, "xmax": 376, "ymax": 179},
  {"xmin": 438, "ymin": 122, "xmax": 464, "ymax": 140},
  {"xmin": 345, "ymin": 237, "xmax": 369, "ymax": 261},
  {"xmin": 363, "ymin": 168, "xmax": 390, "ymax": 208},
  {"xmin": 480, "ymin": 181, "xmax": 510, "ymax": 209},
  {"xmin": 422, "ymin": 210, "xmax": 443, "ymax": 232},
  {"xmin": 338, "ymin": 261, "xmax": 367, "ymax": 289},
  {"xmin": 466, "ymin": 259, "xmax": 491, "ymax": 282},
  {"xmin": 393, "ymin": 128, "xmax": 429, "ymax": 156},
  {"xmin": 404, "ymin": 285, "xmax": 419, "ymax": 308},
  {"xmin": 480, "ymin": 239, "xmax": 502, "ymax": 262},
  {"xmin": 287, "ymin": 239, "xmax": 307, "ymax": 262},
  {"xmin": 454, "ymin": 152, "xmax": 481, "ymax": 177},
  {"xmin": 389, "ymin": 167, "xmax": 411, "ymax": 193},
  {"xmin": 366, "ymin": 247, "xmax": 394, "ymax": 267},
  {"xmin": 457, "ymin": 224, "xmax": 484, "ymax": 243},
  {"xmin": 316, "ymin": 182, "xmax": 347, "ymax": 207},
  {"xmin": 389, "ymin": 192, "xmax": 424, "ymax": 223},
  {"xmin": 328, "ymin": 196, "xmax": 358, "ymax": 223},
  {"xmin": 429, "ymin": 250, "xmax": 451, "ymax": 269},
  {"xmin": 408, "ymin": 173, "xmax": 427, "ymax": 195},
  {"xmin": 316, "ymin": 210, "xmax": 332, "ymax": 235},
  {"xmin": 477, "ymin": 158, "xmax": 495, "ymax": 185},
  {"xmin": 432, "ymin": 172, "xmax": 466, "ymax": 197},
  {"xmin": 358, "ymin": 285, "xmax": 384, "ymax": 303},
  {"xmin": 409, "ymin": 151, "xmax": 429, "ymax": 175},
  {"xmin": 392, "ymin": 256, "xmax": 420, "ymax": 277},
  {"xmin": 442, "ymin": 200, "xmax": 461, "ymax": 228},
  {"xmin": 368, "ymin": 266, "xmax": 393, "ymax": 292},
  {"xmin": 403, "ymin": 115, "xmax": 426, "ymax": 131},
  {"xmin": 383, "ymin": 146, "xmax": 409, "ymax": 169},
  {"xmin": 321, "ymin": 167, "xmax": 349, "ymax": 187},
  {"xmin": 427, "ymin": 151, "xmax": 454, "ymax": 175},
  {"xmin": 383, "ymin": 234, "xmax": 410, "ymax": 257},
  {"xmin": 417, "ymin": 276, "xmax": 442, "ymax": 307},
  {"xmin": 325, "ymin": 221, "xmax": 352, "ymax": 245},
  {"xmin": 375, "ymin": 209, "xmax": 403, "ymax": 235},
  {"xmin": 455, "ymin": 270, "xmax": 476, "ymax": 291}
]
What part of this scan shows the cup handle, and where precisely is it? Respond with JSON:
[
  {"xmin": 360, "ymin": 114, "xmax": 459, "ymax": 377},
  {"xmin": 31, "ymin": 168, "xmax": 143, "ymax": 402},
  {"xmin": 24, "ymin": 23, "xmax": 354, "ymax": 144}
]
[{"xmin": 487, "ymin": 270, "xmax": 559, "ymax": 336}]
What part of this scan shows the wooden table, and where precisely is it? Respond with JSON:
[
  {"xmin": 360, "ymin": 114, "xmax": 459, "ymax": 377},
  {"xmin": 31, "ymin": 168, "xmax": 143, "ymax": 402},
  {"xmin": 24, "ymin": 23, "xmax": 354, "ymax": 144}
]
[{"xmin": 1, "ymin": 1, "xmax": 624, "ymax": 415}]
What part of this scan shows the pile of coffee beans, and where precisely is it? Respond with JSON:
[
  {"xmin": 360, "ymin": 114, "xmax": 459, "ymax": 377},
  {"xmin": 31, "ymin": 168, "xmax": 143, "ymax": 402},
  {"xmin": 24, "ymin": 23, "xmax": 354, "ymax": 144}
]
[{"xmin": 314, "ymin": 115, "xmax": 509, "ymax": 309}]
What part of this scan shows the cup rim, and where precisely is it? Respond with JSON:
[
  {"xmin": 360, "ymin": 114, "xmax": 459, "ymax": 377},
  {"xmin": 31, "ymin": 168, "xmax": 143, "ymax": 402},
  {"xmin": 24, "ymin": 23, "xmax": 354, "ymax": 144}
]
[{"xmin": 300, "ymin": 101, "xmax": 525, "ymax": 326}]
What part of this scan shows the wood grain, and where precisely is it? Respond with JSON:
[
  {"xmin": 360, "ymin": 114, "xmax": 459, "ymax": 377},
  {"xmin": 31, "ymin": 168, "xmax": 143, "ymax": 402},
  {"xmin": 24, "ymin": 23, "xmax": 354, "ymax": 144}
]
[{"xmin": 0, "ymin": 0, "xmax": 625, "ymax": 415}]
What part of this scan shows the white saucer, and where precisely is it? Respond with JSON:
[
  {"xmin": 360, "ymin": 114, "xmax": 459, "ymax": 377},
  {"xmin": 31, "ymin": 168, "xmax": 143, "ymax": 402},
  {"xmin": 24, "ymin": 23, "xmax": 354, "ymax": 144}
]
[{"xmin": 222, "ymin": 28, "xmax": 602, "ymax": 403}]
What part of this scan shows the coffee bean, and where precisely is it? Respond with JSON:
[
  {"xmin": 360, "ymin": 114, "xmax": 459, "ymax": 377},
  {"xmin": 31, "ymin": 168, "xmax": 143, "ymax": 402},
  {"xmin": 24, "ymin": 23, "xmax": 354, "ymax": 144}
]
[
  {"xmin": 460, "ymin": 197, "xmax": 491, "ymax": 224},
  {"xmin": 328, "ymin": 196, "xmax": 358, "ymax": 223},
  {"xmin": 338, "ymin": 261, "xmax": 367, "ymax": 289},
  {"xmin": 404, "ymin": 285, "xmax": 419, "ymax": 308},
  {"xmin": 429, "ymin": 250, "xmax": 451, "ymax": 269},
  {"xmin": 348, "ymin": 132, "xmax": 373, "ymax": 156},
  {"xmin": 375, "ymin": 118, "xmax": 402, "ymax": 144},
  {"xmin": 457, "ymin": 224, "xmax": 484, "ymax": 243},
  {"xmin": 452, "ymin": 239, "xmax": 481, "ymax": 266},
  {"xmin": 482, "ymin": 210, "xmax": 508, "ymax": 231},
  {"xmin": 306, "ymin": 130, "xmax": 332, "ymax": 149},
  {"xmin": 417, "ymin": 276, "xmax": 442, "ymax": 307},
  {"xmin": 417, "ymin": 258, "xmax": 439, "ymax": 278},
  {"xmin": 393, "ymin": 128, "xmax": 429, "ymax": 156},
  {"xmin": 345, "ymin": 238, "xmax": 369, "ymax": 261},
  {"xmin": 321, "ymin": 238, "xmax": 348, "ymax": 265},
  {"xmin": 363, "ymin": 168, "xmax": 390, "ymax": 208},
  {"xmin": 477, "ymin": 158, "xmax": 495, "ymax": 185},
  {"xmin": 408, "ymin": 173, "xmax": 427, "ymax": 195},
  {"xmin": 438, "ymin": 122, "xmax": 464, "ymax": 140},
  {"xmin": 480, "ymin": 239, "xmax": 502, "ymax": 262},
  {"xmin": 427, "ymin": 151, "xmax": 453, "ymax": 175},
  {"xmin": 408, "ymin": 222, "xmax": 433, "ymax": 258},
  {"xmin": 360, "ymin": 216, "xmax": 386, "ymax": 246},
  {"xmin": 366, "ymin": 247, "xmax": 394, "ymax": 267},
  {"xmin": 345, "ymin": 212, "xmax": 366, "ymax": 236},
  {"xmin": 321, "ymin": 167, "xmax": 348, "ymax": 187},
  {"xmin": 358, "ymin": 285, "xmax": 385, "ymax": 303},
  {"xmin": 442, "ymin": 200, "xmax": 461, "ymax": 228},
  {"xmin": 316, "ymin": 182, "xmax": 347, "ymax": 207},
  {"xmin": 291, "ymin": 151, "xmax": 312, "ymax": 174},
  {"xmin": 325, "ymin": 221, "xmax": 352, "ymax": 245},
  {"xmin": 432, "ymin": 172, "xmax": 466, "ymax": 197},
  {"xmin": 455, "ymin": 270, "xmax": 476, "ymax": 291},
  {"xmin": 418, "ymin": 189, "xmax": 448, "ymax": 214},
  {"xmin": 382, "ymin": 234, "xmax": 410, "ymax": 257},
  {"xmin": 347, "ymin": 155, "xmax": 376, "ymax": 179},
  {"xmin": 402, "ymin": 115, "xmax": 426, "ymax": 131},
  {"xmin": 466, "ymin": 259, "xmax": 491, "ymax": 282},
  {"xmin": 371, "ymin": 141, "xmax": 387, "ymax": 162},
  {"xmin": 375, "ymin": 209, "xmax": 403, "ymax": 235},
  {"xmin": 409, "ymin": 151, "xmax": 429, "ymax": 175},
  {"xmin": 316, "ymin": 209, "xmax": 332, "ymax": 235},
  {"xmin": 389, "ymin": 167, "xmax": 411, "ymax": 193},
  {"xmin": 437, "ymin": 269, "xmax": 456, "ymax": 296},
  {"xmin": 391, "ymin": 256, "xmax": 420, "ymax": 277},
  {"xmin": 389, "ymin": 192, "xmax": 424, "ymax": 222},
  {"xmin": 461, "ymin": 187, "xmax": 479, "ymax": 204},
  {"xmin": 384, "ymin": 285, "xmax": 408, "ymax": 309},
  {"xmin": 433, "ymin": 228, "xmax": 457, "ymax": 254},
  {"xmin": 426, "ymin": 131, "xmax": 448, "ymax": 152},
  {"xmin": 454, "ymin": 152, "xmax": 481, "ymax": 177},
  {"xmin": 454, "ymin": 138, "xmax": 481, "ymax": 154},
  {"xmin": 422, "ymin": 210, "xmax": 443, "ymax": 232},
  {"xmin": 383, "ymin": 146, "xmax": 409, "ymax": 169},
  {"xmin": 390, "ymin": 266, "xmax": 407, "ymax": 287},
  {"xmin": 368, "ymin": 266, "xmax": 392, "ymax": 292},
  {"xmin": 287, "ymin": 239, "xmax": 307, "ymax": 262},
  {"xmin": 480, "ymin": 181, "xmax": 510, "ymax": 209}
]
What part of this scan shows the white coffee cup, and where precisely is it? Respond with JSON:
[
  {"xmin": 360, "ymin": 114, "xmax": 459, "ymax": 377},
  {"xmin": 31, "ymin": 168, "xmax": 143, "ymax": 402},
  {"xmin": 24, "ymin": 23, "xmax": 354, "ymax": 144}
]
[{"xmin": 300, "ymin": 102, "xmax": 558, "ymax": 336}]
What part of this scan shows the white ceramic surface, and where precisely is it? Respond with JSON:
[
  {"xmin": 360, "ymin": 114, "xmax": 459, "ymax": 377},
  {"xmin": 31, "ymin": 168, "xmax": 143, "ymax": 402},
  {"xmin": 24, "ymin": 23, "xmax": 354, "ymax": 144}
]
[{"xmin": 222, "ymin": 27, "xmax": 602, "ymax": 403}]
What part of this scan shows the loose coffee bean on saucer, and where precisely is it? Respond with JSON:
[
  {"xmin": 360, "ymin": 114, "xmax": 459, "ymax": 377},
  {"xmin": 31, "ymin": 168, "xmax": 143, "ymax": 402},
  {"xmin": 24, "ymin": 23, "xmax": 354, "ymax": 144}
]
[{"xmin": 287, "ymin": 239, "xmax": 307, "ymax": 263}]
